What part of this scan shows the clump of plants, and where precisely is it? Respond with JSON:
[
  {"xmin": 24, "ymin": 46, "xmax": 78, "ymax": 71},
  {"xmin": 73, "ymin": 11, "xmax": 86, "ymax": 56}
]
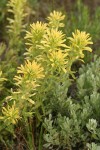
[{"xmin": 0, "ymin": 6, "xmax": 97, "ymax": 150}]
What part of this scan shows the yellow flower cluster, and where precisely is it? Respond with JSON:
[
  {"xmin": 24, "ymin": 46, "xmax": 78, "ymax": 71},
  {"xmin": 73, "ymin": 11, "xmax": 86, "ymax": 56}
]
[
  {"xmin": 25, "ymin": 22, "xmax": 47, "ymax": 45},
  {"xmin": 25, "ymin": 11, "xmax": 93, "ymax": 76},
  {"xmin": 25, "ymin": 22, "xmax": 47, "ymax": 58},
  {"xmin": 40, "ymin": 29, "xmax": 66, "ymax": 52},
  {"xmin": 0, "ymin": 101, "xmax": 20, "ymax": 125},
  {"xmin": 14, "ymin": 60, "xmax": 45, "ymax": 86},
  {"xmin": 47, "ymin": 11, "xmax": 65, "ymax": 29},
  {"xmin": 48, "ymin": 50, "xmax": 68, "ymax": 73},
  {"xmin": 67, "ymin": 30, "xmax": 93, "ymax": 59}
]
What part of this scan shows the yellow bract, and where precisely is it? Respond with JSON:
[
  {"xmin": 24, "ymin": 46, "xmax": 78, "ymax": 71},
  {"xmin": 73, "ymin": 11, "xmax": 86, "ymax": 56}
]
[
  {"xmin": 40, "ymin": 29, "xmax": 66, "ymax": 52},
  {"xmin": 48, "ymin": 50, "xmax": 68, "ymax": 73},
  {"xmin": 14, "ymin": 60, "xmax": 44, "ymax": 86},
  {"xmin": 47, "ymin": 11, "xmax": 65, "ymax": 29},
  {"xmin": 67, "ymin": 30, "xmax": 93, "ymax": 58},
  {"xmin": 17, "ymin": 60, "xmax": 44, "ymax": 79},
  {"xmin": 25, "ymin": 22, "xmax": 47, "ymax": 58},
  {"xmin": 0, "ymin": 101, "xmax": 20, "ymax": 125},
  {"xmin": 25, "ymin": 21, "xmax": 47, "ymax": 45}
]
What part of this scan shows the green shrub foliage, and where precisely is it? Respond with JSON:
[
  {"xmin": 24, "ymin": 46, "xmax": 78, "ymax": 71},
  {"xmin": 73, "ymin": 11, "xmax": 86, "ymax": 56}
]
[{"xmin": 43, "ymin": 56, "xmax": 100, "ymax": 149}]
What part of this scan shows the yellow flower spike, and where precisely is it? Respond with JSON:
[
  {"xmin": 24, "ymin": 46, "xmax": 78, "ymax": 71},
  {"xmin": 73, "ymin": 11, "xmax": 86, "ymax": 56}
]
[
  {"xmin": 67, "ymin": 30, "xmax": 93, "ymax": 59},
  {"xmin": 7, "ymin": 0, "xmax": 27, "ymax": 45},
  {"xmin": 14, "ymin": 60, "xmax": 45, "ymax": 86},
  {"xmin": 0, "ymin": 101, "xmax": 20, "ymax": 125},
  {"xmin": 71, "ymin": 30, "xmax": 93, "ymax": 47},
  {"xmin": 40, "ymin": 29, "xmax": 67, "ymax": 52},
  {"xmin": 48, "ymin": 50, "xmax": 68, "ymax": 73},
  {"xmin": 25, "ymin": 22, "xmax": 47, "ymax": 58},
  {"xmin": 47, "ymin": 11, "xmax": 65, "ymax": 29},
  {"xmin": 25, "ymin": 21, "xmax": 47, "ymax": 44}
]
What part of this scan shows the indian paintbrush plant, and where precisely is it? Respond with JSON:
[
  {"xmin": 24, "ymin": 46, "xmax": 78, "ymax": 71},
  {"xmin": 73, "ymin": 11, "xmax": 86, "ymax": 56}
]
[
  {"xmin": 0, "ymin": 9, "xmax": 98, "ymax": 150},
  {"xmin": 0, "ymin": 0, "xmax": 28, "ymax": 100}
]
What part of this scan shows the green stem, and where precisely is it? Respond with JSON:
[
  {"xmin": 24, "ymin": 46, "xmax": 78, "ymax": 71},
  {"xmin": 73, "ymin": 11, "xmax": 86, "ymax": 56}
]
[
  {"xmin": 25, "ymin": 117, "xmax": 36, "ymax": 150},
  {"xmin": 38, "ymin": 124, "xmax": 43, "ymax": 150}
]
